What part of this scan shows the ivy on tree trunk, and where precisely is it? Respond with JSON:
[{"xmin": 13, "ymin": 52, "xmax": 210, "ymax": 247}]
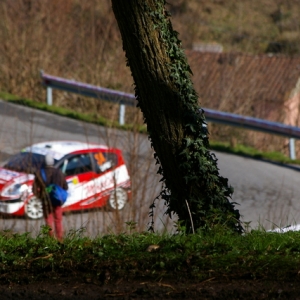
[{"xmin": 111, "ymin": 0, "xmax": 243, "ymax": 233}]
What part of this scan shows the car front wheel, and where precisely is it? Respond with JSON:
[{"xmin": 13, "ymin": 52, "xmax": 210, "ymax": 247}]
[
  {"xmin": 25, "ymin": 196, "xmax": 43, "ymax": 219},
  {"xmin": 107, "ymin": 188, "xmax": 128, "ymax": 211}
]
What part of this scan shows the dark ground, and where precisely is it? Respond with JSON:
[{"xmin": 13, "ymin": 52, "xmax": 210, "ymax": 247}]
[{"xmin": 1, "ymin": 275, "xmax": 300, "ymax": 299}]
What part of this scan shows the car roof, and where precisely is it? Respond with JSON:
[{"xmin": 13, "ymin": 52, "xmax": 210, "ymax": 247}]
[{"xmin": 22, "ymin": 141, "xmax": 109, "ymax": 161}]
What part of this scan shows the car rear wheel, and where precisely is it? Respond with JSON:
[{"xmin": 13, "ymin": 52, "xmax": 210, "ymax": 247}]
[
  {"xmin": 25, "ymin": 196, "xmax": 43, "ymax": 219},
  {"xmin": 107, "ymin": 188, "xmax": 128, "ymax": 211}
]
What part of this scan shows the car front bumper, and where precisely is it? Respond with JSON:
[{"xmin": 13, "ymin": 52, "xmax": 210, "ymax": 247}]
[{"xmin": 0, "ymin": 198, "xmax": 24, "ymax": 214}]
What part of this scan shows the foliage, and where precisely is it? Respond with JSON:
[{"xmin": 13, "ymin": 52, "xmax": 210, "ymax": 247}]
[{"xmin": 1, "ymin": 226, "xmax": 300, "ymax": 284}]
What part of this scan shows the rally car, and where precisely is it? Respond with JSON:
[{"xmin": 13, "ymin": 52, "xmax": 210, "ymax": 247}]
[{"xmin": 0, "ymin": 141, "xmax": 131, "ymax": 219}]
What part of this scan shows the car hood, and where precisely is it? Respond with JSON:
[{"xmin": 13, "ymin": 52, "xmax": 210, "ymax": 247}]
[{"xmin": 0, "ymin": 167, "xmax": 34, "ymax": 191}]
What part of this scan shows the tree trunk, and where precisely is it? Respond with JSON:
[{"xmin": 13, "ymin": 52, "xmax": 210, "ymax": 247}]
[{"xmin": 111, "ymin": 0, "xmax": 242, "ymax": 233}]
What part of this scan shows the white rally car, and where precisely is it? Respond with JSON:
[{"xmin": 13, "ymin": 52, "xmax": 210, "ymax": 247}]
[{"xmin": 0, "ymin": 141, "xmax": 131, "ymax": 219}]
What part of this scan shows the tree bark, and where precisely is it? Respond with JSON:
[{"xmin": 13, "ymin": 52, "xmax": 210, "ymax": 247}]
[{"xmin": 111, "ymin": 0, "xmax": 242, "ymax": 233}]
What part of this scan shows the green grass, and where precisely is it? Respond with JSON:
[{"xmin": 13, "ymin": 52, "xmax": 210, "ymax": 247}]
[
  {"xmin": 0, "ymin": 91, "xmax": 298, "ymax": 165},
  {"xmin": 210, "ymin": 140, "xmax": 300, "ymax": 165},
  {"xmin": 1, "ymin": 225, "xmax": 300, "ymax": 284}
]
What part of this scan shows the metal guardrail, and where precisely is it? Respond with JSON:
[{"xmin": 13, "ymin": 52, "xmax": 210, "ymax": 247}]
[{"xmin": 40, "ymin": 71, "xmax": 299, "ymax": 159}]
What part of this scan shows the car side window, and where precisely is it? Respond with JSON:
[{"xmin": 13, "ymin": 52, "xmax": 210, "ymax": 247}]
[
  {"xmin": 59, "ymin": 154, "xmax": 93, "ymax": 176},
  {"xmin": 92, "ymin": 151, "xmax": 118, "ymax": 173}
]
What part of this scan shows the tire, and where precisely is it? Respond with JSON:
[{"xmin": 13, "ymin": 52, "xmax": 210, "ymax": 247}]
[
  {"xmin": 25, "ymin": 196, "xmax": 43, "ymax": 219},
  {"xmin": 107, "ymin": 188, "xmax": 128, "ymax": 211}
]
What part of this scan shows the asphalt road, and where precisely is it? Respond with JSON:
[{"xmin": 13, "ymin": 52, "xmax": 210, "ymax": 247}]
[{"xmin": 1, "ymin": 100, "xmax": 300, "ymax": 235}]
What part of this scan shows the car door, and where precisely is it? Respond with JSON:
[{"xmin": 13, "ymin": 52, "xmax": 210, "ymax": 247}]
[
  {"xmin": 57, "ymin": 152, "xmax": 97, "ymax": 210},
  {"xmin": 83, "ymin": 150, "xmax": 124, "ymax": 208}
]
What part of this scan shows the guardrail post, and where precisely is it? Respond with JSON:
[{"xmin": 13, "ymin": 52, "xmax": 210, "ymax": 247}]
[
  {"xmin": 47, "ymin": 87, "xmax": 53, "ymax": 106},
  {"xmin": 119, "ymin": 103, "xmax": 125, "ymax": 125},
  {"xmin": 289, "ymin": 138, "xmax": 296, "ymax": 160}
]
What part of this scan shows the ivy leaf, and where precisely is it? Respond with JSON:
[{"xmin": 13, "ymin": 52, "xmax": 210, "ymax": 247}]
[{"xmin": 185, "ymin": 138, "xmax": 192, "ymax": 147}]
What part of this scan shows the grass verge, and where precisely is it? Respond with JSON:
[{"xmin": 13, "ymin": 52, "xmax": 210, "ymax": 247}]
[
  {"xmin": 0, "ymin": 91, "xmax": 147, "ymax": 134},
  {"xmin": 1, "ymin": 225, "xmax": 300, "ymax": 284},
  {"xmin": 210, "ymin": 140, "xmax": 300, "ymax": 165}
]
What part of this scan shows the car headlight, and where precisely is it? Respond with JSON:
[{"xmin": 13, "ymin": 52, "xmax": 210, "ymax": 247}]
[{"xmin": 2, "ymin": 183, "xmax": 29, "ymax": 198}]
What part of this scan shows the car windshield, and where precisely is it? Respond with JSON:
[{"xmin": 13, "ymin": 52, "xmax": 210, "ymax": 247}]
[{"xmin": 3, "ymin": 152, "xmax": 52, "ymax": 174}]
